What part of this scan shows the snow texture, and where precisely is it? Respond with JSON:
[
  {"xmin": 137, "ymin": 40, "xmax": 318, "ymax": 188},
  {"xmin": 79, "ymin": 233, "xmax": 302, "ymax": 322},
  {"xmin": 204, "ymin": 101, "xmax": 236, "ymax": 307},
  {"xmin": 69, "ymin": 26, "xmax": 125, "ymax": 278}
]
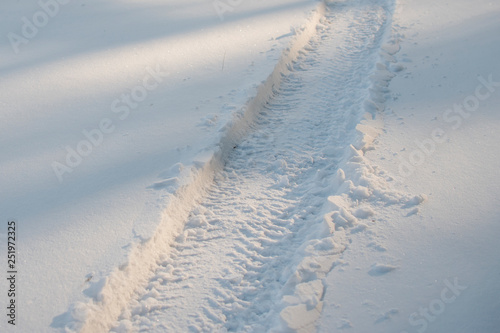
[{"xmin": 1, "ymin": 0, "xmax": 499, "ymax": 332}]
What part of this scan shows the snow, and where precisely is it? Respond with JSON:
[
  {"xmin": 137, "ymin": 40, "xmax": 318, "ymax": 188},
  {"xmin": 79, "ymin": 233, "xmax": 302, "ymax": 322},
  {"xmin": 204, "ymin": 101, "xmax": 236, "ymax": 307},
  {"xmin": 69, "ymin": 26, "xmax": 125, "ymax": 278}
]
[
  {"xmin": 319, "ymin": 0, "xmax": 500, "ymax": 332},
  {"xmin": 0, "ymin": 0, "xmax": 317, "ymax": 331},
  {"xmin": 1, "ymin": 0, "xmax": 500, "ymax": 332}
]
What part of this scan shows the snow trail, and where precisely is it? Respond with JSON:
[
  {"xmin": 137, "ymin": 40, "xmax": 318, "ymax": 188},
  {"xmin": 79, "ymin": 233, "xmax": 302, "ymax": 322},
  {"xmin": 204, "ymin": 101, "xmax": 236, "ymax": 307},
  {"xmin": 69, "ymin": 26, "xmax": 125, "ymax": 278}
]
[{"xmin": 108, "ymin": 1, "xmax": 413, "ymax": 332}]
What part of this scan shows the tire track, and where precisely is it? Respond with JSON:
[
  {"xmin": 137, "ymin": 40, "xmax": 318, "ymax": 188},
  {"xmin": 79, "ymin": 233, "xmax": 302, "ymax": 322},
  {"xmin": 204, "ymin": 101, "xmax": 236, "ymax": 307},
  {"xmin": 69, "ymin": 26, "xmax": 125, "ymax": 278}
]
[{"xmin": 111, "ymin": 1, "xmax": 401, "ymax": 332}]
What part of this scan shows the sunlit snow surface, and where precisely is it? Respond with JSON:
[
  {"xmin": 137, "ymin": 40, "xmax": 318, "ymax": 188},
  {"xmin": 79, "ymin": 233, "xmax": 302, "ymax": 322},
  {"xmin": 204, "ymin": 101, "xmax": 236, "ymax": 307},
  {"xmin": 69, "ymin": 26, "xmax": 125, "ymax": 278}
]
[{"xmin": 1, "ymin": 0, "xmax": 499, "ymax": 332}]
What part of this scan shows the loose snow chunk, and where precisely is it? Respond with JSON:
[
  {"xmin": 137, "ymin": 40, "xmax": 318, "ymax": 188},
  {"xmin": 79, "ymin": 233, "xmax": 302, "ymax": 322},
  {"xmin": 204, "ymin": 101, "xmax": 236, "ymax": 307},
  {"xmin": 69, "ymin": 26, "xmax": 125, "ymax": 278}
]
[
  {"xmin": 336, "ymin": 168, "xmax": 346, "ymax": 183},
  {"xmin": 327, "ymin": 195, "xmax": 348, "ymax": 211},
  {"xmin": 355, "ymin": 123, "xmax": 382, "ymax": 152},
  {"xmin": 70, "ymin": 301, "xmax": 95, "ymax": 323},
  {"xmin": 368, "ymin": 263, "xmax": 397, "ymax": 276},
  {"xmin": 389, "ymin": 63, "xmax": 406, "ymax": 72},
  {"xmin": 381, "ymin": 41, "xmax": 401, "ymax": 55},
  {"xmin": 186, "ymin": 215, "xmax": 208, "ymax": 228},
  {"xmin": 354, "ymin": 207, "xmax": 375, "ymax": 219},
  {"xmin": 350, "ymin": 223, "xmax": 368, "ymax": 233},
  {"xmin": 312, "ymin": 237, "xmax": 338, "ymax": 252},
  {"xmin": 332, "ymin": 210, "xmax": 358, "ymax": 229},
  {"xmin": 406, "ymin": 207, "xmax": 419, "ymax": 217},
  {"xmin": 131, "ymin": 297, "xmax": 162, "ymax": 316},
  {"xmin": 322, "ymin": 213, "xmax": 336, "ymax": 234},
  {"xmin": 83, "ymin": 277, "xmax": 108, "ymax": 301},
  {"xmin": 295, "ymin": 280, "xmax": 325, "ymax": 308},
  {"xmin": 403, "ymin": 194, "xmax": 428, "ymax": 207},
  {"xmin": 353, "ymin": 185, "xmax": 371, "ymax": 199},
  {"xmin": 112, "ymin": 319, "xmax": 133, "ymax": 333},
  {"xmin": 280, "ymin": 302, "xmax": 323, "ymax": 332}
]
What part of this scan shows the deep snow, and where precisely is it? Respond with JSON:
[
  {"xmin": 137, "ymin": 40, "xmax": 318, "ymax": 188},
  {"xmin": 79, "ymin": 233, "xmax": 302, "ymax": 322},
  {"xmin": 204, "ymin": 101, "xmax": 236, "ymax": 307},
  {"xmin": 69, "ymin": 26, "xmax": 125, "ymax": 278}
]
[
  {"xmin": 1, "ymin": 0, "xmax": 499, "ymax": 332},
  {"xmin": 0, "ymin": 0, "xmax": 317, "ymax": 331}
]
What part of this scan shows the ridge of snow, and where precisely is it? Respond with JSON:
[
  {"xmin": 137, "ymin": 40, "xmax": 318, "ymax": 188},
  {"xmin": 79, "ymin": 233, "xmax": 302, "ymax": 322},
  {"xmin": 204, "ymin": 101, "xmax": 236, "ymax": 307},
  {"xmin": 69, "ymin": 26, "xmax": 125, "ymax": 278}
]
[
  {"xmin": 277, "ymin": 3, "xmax": 426, "ymax": 329},
  {"xmin": 62, "ymin": 3, "xmax": 328, "ymax": 332},
  {"xmin": 108, "ymin": 1, "xmax": 427, "ymax": 331}
]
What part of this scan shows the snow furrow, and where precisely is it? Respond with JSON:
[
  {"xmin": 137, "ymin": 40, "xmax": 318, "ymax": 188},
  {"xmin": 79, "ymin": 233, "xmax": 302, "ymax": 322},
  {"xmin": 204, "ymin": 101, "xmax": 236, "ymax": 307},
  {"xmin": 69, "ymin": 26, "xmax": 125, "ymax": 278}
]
[
  {"xmin": 107, "ymin": 1, "xmax": 421, "ymax": 332},
  {"xmin": 63, "ymin": 4, "xmax": 328, "ymax": 333}
]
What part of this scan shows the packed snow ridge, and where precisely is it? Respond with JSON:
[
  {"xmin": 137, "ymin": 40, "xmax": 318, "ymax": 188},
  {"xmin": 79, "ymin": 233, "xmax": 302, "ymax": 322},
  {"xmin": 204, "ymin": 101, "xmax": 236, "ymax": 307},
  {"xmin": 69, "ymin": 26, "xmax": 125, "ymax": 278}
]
[{"xmin": 61, "ymin": 0, "xmax": 426, "ymax": 332}]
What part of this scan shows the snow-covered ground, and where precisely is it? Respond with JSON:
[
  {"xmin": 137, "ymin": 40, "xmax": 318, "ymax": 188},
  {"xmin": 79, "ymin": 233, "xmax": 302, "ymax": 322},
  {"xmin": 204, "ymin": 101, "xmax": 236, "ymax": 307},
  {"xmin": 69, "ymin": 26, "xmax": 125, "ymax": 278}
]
[
  {"xmin": 319, "ymin": 0, "xmax": 500, "ymax": 332},
  {"xmin": 1, "ymin": 0, "xmax": 499, "ymax": 332},
  {"xmin": 0, "ymin": 0, "xmax": 317, "ymax": 331}
]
